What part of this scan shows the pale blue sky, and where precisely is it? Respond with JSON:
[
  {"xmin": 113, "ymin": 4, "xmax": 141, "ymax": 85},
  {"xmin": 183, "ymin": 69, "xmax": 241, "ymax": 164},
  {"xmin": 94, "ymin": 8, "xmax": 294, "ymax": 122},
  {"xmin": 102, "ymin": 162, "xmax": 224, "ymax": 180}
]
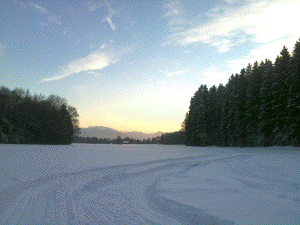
[{"xmin": 1, "ymin": 0, "xmax": 299, "ymax": 133}]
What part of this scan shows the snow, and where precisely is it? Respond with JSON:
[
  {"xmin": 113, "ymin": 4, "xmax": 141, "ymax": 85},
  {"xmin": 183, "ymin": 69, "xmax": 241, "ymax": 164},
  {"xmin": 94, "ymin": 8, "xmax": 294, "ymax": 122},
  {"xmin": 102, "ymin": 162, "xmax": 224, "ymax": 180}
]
[{"xmin": 0, "ymin": 144, "xmax": 299, "ymax": 224}]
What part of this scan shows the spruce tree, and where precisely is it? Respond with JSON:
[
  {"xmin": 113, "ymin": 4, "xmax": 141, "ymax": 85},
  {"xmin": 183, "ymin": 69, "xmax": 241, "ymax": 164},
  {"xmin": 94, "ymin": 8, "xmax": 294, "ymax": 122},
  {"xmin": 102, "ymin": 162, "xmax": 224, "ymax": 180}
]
[
  {"xmin": 206, "ymin": 85, "xmax": 219, "ymax": 145},
  {"xmin": 259, "ymin": 59, "xmax": 274, "ymax": 146},
  {"xmin": 234, "ymin": 69, "xmax": 248, "ymax": 146},
  {"xmin": 288, "ymin": 39, "xmax": 300, "ymax": 146},
  {"xmin": 245, "ymin": 61, "xmax": 264, "ymax": 146},
  {"xmin": 272, "ymin": 46, "xmax": 291, "ymax": 145}
]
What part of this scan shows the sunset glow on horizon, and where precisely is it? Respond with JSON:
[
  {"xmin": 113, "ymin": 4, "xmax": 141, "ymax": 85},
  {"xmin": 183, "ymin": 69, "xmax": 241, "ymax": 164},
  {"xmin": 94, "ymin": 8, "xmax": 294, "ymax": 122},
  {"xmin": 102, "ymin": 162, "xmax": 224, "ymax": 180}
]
[{"xmin": 1, "ymin": 0, "xmax": 299, "ymax": 133}]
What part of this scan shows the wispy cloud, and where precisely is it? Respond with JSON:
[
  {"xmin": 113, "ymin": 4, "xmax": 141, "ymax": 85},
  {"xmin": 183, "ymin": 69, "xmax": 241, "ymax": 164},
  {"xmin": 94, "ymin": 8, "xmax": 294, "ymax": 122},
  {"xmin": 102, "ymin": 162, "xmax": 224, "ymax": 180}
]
[
  {"xmin": 43, "ymin": 51, "xmax": 113, "ymax": 82},
  {"xmin": 164, "ymin": 1, "xmax": 182, "ymax": 18},
  {"xmin": 103, "ymin": 0, "xmax": 117, "ymax": 31},
  {"xmin": 168, "ymin": 0, "xmax": 300, "ymax": 52},
  {"xmin": 228, "ymin": 38, "xmax": 297, "ymax": 73},
  {"xmin": 166, "ymin": 69, "xmax": 188, "ymax": 77},
  {"xmin": 15, "ymin": 1, "xmax": 62, "ymax": 25},
  {"xmin": 200, "ymin": 38, "xmax": 298, "ymax": 87},
  {"xmin": 163, "ymin": 0, "xmax": 300, "ymax": 77},
  {"xmin": 87, "ymin": 0, "xmax": 117, "ymax": 31},
  {"xmin": 159, "ymin": 69, "xmax": 188, "ymax": 77},
  {"xmin": 163, "ymin": 1, "xmax": 187, "ymax": 36},
  {"xmin": 28, "ymin": 3, "xmax": 48, "ymax": 14},
  {"xmin": 223, "ymin": 0, "xmax": 240, "ymax": 3},
  {"xmin": 86, "ymin": 1, "xmax": 103, "ymax": 12}
]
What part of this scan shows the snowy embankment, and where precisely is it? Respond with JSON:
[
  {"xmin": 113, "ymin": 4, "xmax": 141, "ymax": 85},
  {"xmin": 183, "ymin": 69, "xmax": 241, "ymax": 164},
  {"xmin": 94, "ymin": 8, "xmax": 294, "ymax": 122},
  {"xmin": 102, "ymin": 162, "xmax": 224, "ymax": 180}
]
[{"xmin": 0, "ymin": 144, "xmax": 299, "ymax": 224}]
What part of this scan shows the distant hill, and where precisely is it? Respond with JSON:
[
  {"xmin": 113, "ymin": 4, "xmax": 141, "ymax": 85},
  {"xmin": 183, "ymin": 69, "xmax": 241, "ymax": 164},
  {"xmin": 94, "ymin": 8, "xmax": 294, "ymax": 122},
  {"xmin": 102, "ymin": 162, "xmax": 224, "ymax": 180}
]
[{"xmin": 78, "ymin": 126, "xmax": 165, "ymax": 140}]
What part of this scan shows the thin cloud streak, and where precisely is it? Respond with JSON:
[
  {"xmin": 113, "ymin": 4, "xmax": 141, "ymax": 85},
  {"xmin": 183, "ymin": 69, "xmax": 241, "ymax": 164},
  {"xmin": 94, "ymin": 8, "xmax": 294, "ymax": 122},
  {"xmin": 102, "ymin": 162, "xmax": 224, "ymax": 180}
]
[
  {"xmin": 228, "ymin": 38, "xmax": 297, "ymax": 73},
  {"xmin": 166, "ymin": 69, "xmax": 188, "ymax": 77},
  {"xmin": 205, "ymin": 38, "xmax": 299, "ymax": 87},
  {"xmin": 86, "ymin": 1, "xmax": 103, "ymax": 12},
  {"xmin": 43, "ymin": 52, "xmax": 113, "ymax": 82},
  {"xmin": 87, "ymin": 0, "xmax": 117, "ymax": 30},
  {"xmin": 103, "ymin": 0, "xmax": 117, "ymax": 30},
  {"xmin": 163, "ymin": 0, "xmax": 300, "ymax": 78},
  {"xmin": 169, "ymin": 0, "xmax": 300, "ymax": 52},
  {"xmin": 164, "ymin": 1, "xmax": 182, "ymax": 18},
  {"xmin": 28, "ymin": 3, "xmax": 48, "ymax": 14},
  {"xmin": 163, "ymin": 0, "xmax": 187, "ymax": 37},
  {"xmin": 15, "ymin": 1, "xmax": 62, "ymax": 25}
]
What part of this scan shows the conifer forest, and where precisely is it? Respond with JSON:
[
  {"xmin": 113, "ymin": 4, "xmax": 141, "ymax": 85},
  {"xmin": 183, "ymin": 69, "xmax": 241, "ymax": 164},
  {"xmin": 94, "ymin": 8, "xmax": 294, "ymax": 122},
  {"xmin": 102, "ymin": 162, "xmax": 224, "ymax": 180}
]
[{"xmin": 183, "ymin": 39, "xmax": 300, "ymax": 147}]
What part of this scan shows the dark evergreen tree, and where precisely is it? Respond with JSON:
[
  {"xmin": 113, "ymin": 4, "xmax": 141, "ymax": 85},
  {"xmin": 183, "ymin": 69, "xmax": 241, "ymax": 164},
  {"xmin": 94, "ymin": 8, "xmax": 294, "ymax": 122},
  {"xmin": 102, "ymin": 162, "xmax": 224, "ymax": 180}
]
[
  {"xmin": 259, "ymin": 59, "xmax": 274, "ymax": 146},
  {"xmin": 182, "ymin": 39, "xmax": 300, "ymax": 147},
  {"xmin": 215, "ymin": 84, "xmax": 225, "ymax": 146},
  {"xmin": 244, "ymin": 61, "xmax": 264, "ymax": 146},
  {"xmin": 233, "ymin": 69, "xmax": 248, "ymax": 146},
  {"xmin": 272, "ymin": 46, "xmax": 291, "ymax": 145},
  {"xmin": 206, "ymin": 85, "xmax": 219, "ymax": 145},
  {"xmin": 160, "ymin": 131, "xmax": 185, "ymax": 145},
  {"xmin": 185, "ymin": 85, "xmax": 209, "ymax": 145},
  {"xmin": 288, "ymin": 39, "xmax": 300, "ymax": 146},
  {"xmin": 220, "ymin": 74, "xmax": 239, "ymax": 146}
]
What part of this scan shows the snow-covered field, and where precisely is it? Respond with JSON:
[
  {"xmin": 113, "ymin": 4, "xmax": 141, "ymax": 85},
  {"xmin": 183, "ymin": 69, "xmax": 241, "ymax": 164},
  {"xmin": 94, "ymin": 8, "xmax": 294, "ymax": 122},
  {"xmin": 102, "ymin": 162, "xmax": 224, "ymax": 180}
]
[{"xmin": 0, "ymin": 144, "xmax": 299, "ymax": 224}]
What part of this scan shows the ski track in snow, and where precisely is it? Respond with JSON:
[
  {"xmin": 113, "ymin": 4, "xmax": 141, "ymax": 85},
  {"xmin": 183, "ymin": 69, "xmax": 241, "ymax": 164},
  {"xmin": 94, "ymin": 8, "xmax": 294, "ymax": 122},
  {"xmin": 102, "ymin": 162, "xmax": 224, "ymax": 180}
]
[{"xmin": 0, "ymin": 144, "xmax": 300, "ymax": 224}]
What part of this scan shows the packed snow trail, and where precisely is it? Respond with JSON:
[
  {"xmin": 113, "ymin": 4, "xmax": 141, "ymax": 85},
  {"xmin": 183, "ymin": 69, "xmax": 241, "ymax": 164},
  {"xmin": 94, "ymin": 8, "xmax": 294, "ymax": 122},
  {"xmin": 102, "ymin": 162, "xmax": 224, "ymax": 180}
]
[{"xmin": 1, "ymin": 144, "xmax": 300, "ymax": 224}]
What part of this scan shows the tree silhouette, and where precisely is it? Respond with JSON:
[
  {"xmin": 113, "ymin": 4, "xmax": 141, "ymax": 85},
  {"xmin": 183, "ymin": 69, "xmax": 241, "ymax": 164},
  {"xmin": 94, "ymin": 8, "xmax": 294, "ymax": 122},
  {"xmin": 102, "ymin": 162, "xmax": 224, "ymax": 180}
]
[
  {"xmin": 0, "ymin": 86, "xmax": 79, "ymax": 145},
  {"xmin": 182, "ymin": 38, "xmax": 300, "ymax": 147}
]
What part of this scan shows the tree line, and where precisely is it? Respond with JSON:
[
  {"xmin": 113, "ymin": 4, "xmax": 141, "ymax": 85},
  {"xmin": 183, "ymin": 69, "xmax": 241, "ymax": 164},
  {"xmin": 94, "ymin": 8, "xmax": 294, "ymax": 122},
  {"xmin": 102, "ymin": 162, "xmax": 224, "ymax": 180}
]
[
  {"xmin": 73, "ymin": 135, "xmax": 161, "ymax": 144},
  {"xmin": 180, "ymin": 38, "xmax": 300, "ymax": 147},
  {"xmin": 2, "ymin": 39, "xmax": 299, "ymax": 146},
  {"xmin": 0, "ymin": 86, "xmax": 79, "ymax": 145},
  {"xmin": 74, "ymin": 38, "xmax": 300, "ymax": 147}
]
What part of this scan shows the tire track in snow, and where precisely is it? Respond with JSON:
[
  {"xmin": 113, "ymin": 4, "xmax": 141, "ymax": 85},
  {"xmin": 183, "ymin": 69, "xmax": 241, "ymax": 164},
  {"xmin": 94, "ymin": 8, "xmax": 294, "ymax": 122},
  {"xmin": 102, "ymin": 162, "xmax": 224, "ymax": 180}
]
[
  {"xmin": 0, "ymin": 153, "xmax": 247, "ymax": 224},
  {"xmin": 145, "ymin": 180, "xmax": 234, "ymax": 225}
]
